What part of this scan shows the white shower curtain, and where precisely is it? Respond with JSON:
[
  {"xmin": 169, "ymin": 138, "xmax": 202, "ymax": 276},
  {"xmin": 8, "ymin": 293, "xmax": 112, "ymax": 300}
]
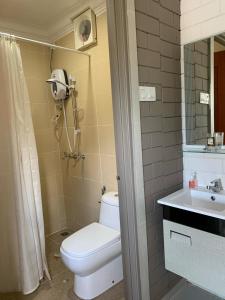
[{"xmin": 0, "ymin": 36, "xmax": 50, "ymax": 294}]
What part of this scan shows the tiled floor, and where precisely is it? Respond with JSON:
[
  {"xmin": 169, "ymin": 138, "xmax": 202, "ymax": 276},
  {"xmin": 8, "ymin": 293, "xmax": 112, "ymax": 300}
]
[
  {"xmin": 168, "ymin": 282, "xmax": 223, "ymax": 300},
  {"xmin": 0, "ymin": 230, "xmax": 125, "ymax": 300}
]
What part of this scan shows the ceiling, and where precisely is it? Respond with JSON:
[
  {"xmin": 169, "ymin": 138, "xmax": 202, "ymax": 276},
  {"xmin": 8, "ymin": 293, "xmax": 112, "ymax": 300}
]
[{"xmin": 0, "ymin": 0, "xmax": 105, "ymax": 41}]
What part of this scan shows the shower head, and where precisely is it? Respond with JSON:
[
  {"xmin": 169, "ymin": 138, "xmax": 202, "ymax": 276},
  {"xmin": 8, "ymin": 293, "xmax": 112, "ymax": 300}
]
[
  {"xmin": 46, "ymin": 78, "xmax": 75, "ymax": 90},
  {"xmin": 46, "ymin": 78, "xmax": 56, "ymax": 83},
  {"xmin": 47, "ymin": 69, "xmax": 75, "ymax": 101},
  {"xmin": 46, "ymin": 78, "xmax": 69, "ymax": 89}
]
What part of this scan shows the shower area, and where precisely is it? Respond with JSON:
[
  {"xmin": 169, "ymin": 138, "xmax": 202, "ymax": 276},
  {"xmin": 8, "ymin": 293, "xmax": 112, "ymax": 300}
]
[
  {"xmin": 24, "ymin": 14, "xmax": 117, "ymax": 233},
  {"xmin": 0, "ymin": 11, "xmax": 119, "ymax": 297}
]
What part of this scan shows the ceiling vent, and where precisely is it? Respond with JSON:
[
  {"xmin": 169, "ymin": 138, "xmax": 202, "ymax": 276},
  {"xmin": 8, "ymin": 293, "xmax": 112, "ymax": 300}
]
[{"xmin": 73, "ymin": 8, "xmax": 97, "ymax": 51}]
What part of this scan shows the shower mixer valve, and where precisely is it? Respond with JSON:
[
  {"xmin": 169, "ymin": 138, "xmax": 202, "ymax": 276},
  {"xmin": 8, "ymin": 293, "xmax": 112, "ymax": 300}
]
[{"xmin": 63, "ymin": 152, "xmax": 85, "ymax": 160}]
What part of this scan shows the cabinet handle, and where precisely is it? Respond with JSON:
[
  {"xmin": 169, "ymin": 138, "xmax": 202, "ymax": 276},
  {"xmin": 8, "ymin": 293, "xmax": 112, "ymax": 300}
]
[{"xmin": 170, "ymin": 230, "xmax": 192, "ymax": 246}]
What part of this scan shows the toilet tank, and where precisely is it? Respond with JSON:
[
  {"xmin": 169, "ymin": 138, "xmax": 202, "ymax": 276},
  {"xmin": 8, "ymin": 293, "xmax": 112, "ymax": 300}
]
[{"xmin": 99, "ymin": 192, "xmax": 120, "ymax": 231}]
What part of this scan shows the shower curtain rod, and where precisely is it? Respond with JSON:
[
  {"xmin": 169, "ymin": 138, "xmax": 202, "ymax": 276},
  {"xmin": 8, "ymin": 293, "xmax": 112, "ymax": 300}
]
[{"xmin": 0, "ymin": 31, "xmax": 90, "ymax": 57}]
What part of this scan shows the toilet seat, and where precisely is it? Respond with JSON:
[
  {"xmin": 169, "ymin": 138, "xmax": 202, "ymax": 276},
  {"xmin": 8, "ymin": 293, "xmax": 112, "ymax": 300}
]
[
  {"xmin": 60, "ymin": 222, "xmax": 121, "ymax": 277},
  {"xmin": 61, "ymin": 222, "xmax": 120, "ymax": 258}
]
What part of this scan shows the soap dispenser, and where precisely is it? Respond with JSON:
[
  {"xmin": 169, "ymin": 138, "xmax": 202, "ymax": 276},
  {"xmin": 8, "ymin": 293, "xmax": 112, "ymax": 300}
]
[{"xmin": 189, "ymin": 172, "xmax": 198, "ymax": 189}]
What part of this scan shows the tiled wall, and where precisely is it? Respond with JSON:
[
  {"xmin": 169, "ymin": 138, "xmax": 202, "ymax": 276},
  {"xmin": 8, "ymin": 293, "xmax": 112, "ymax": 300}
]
[
  {"xmin": 135, "ymin": 0, "xmax": 183, "ymax": 299},
  {"xmin": 20, "ymin": 42, "xmax": 66, "ymax": 235},
  {"xmin": 18, "ymin": 12, "xmax": 115, "ymax": 235},
  {"xmin": 181, "ymin": 0, "xmax": 225, "ymax": 45},
  {"xmin": 183, "ymin": 152, "xmax": 225, "ymax": 188},
  {"xmin": 184, "ymin": 39, "xmax": 210, "ymax": 145},
  {"xmin": 53, "ymin": 13, "xmax": 117, "ymax": 230}
]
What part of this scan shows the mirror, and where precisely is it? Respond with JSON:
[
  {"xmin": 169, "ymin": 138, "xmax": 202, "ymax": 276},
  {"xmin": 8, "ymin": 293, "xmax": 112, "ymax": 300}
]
[{"xmin": 183, "ymin": 33, "xmax": 225, "ymax": 151}]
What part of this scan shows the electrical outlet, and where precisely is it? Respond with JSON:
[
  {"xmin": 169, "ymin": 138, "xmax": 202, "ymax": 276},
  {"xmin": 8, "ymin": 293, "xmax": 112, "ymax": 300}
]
[
  {"xmin": 200, "ymin": 92, "xmax": 210, "ymax": 105},
  {"xmin": 139, "ymin": 86, "xmax": 156, "ymax": 102}
]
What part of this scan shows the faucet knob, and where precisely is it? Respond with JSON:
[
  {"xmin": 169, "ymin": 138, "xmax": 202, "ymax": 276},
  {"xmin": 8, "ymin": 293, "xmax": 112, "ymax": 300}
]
[{"xmin": 210, "ymin": 178, "xmax": 223, "ymax": 190}]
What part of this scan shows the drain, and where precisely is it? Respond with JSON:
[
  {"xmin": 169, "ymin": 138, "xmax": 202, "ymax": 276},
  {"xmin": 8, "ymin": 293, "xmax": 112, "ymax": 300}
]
[
  {"xmin": 60, "ymin": 231, "xmax": 70, "ymax": 237},
  {"xmin": 62, "ymin": 279, "xmax": 69, "ymax": 284}
]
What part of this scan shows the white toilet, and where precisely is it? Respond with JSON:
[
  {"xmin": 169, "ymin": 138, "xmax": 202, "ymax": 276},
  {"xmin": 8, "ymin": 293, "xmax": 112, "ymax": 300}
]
[{"xmin": 60, "ymin": 192, "xmax": 123, "ymax": 299}]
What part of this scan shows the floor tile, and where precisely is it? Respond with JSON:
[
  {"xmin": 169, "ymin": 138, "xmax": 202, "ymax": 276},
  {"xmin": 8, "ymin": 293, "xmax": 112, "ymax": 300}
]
[
  {"xmin": 171, "ymin": 283, "xmax": 222, "ymax": 300},
  {"xmin": 0, "ymin": 234, "xmax": 125, "ymax": 300},
  {"xmin": 48, "ymin": 230, "xmax": 74, "ymax": 245}
]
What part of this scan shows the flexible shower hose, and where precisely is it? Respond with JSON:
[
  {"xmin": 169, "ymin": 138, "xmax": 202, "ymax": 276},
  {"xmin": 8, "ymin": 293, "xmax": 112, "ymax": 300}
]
[{"xmin": 62, "ymin": 101, "xmax": 73, "ymax": 153}]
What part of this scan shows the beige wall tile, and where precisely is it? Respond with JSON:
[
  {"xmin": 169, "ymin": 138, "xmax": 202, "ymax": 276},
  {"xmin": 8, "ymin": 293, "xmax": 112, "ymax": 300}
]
[
  {"xmin": 43, "ymin": 195, "xmax": 67, "ymax": 235},
  {"xmin": 52, "ymin": 48, "xmax": 89, "ymax": 74},
  {"xmin": 56, "ymin": 33, "xmax": 75, "ymax": 49},
  {"xmin": 39, "ymin": 151, "xmax": 61, "ymax": 178},
  {"xmin": 85, "ymin": 14, "xmax": 110, "ymax": 59},
  {"xmin": 64, "ymin": 177, "xmax": 102, "ymax": 229},
  {"xmin": 91, "ymin": 61, "xmax": 113, "ymax": 125},
  {"xmin": 80, "ymin": 125, "xmax": 100, "ymax": 154},
  {"xmin": 26, "ymin": 77, "xmax": 50, "ymax": 102},
  {"xmin": 41, "ymin": 174, "xmax": 64, "ymax": 200},
  {"xmin": 101, "ymin": 155, "xmax": 118, "ymax": 191},
  {"xmin": 31, "ymin": 102, "xmax": 51, "ymax": 130},
  {"xmin": 0, "ymin": 151, "xmax": 11, "ymax": 176},
  {"xmin": 0, "ymin": 174, "xmax": 12, "ymax": 201},
  {"xmin": 65, "ymin": 176, "xmax": 101, "ymax": 205},
  {"xmin": 75, "ymin": 70, "xmax": 98, "ymax": 127},
  {"xmin": 99, "ymin": 125, "xmax": 116, "ymax": 155},
  {"xmin": 62, "ymin": 154, "xmax": 101, "ymax": 182},
  {"xmin": 21, "ymin": 50, "xmax": 50, "ymax": 80},
  {"xmin": 20, "ymin": 41, "xmax": 49, "ymax": 55},
  {"xmin": 35, "ymin": 128, "xmax": 59, "ymax": 153},
  {"xmin": 59, "ymin": 127, "xmax": 74, "ymax": 154}
]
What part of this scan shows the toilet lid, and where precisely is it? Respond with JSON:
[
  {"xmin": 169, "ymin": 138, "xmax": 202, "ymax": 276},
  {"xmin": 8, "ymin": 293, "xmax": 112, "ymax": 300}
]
[{"xmin": 61, "ymin": 222, "xmax": 120, "ymax": 258}]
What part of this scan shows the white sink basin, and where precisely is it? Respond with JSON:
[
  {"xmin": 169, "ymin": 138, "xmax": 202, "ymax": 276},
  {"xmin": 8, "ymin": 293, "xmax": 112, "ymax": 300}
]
[
  {"xmin": 158, "ymin": 188, "xmax": 225, "ymax": 220},
  {"xmin": 186, "ymin": 189, "xmax": 225, "ymax": 212}
]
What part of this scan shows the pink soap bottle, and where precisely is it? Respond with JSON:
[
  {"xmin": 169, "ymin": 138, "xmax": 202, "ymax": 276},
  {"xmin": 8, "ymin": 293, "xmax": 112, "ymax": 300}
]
[{"xmin": 189, "ymin": 172, "xmax": 198, "ymax": 189}]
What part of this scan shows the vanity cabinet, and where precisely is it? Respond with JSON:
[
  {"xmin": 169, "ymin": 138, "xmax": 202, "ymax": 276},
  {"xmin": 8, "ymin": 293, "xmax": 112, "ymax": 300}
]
[{"xmin": 164, "ymin": 219, "xmax": 225, "ymax": 298}]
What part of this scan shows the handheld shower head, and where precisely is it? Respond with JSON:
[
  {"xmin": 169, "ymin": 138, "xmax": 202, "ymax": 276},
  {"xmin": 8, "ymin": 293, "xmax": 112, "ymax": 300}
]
[
  {"xmin": 46, "ymin": 78, "xmax": 56, "ymax": 83},
  {"xmin": 46, "ymin": 78, "xmax": 69, "ymax": 89}
]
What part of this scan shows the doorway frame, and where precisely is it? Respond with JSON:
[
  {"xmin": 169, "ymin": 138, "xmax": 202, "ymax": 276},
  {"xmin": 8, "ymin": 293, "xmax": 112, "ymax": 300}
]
[{"xmin": 106, "ymin": 1, "xmax": 150, "ymax": 299}]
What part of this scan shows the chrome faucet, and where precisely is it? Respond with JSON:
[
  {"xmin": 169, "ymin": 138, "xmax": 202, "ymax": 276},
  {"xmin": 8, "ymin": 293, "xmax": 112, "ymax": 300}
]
[{"xmin": 207, "ymin": 178, "xmax": 223, "ymax": 193}]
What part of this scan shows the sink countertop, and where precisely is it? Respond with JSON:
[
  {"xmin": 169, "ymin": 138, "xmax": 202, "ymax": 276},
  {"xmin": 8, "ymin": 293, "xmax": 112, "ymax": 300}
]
[{"xmin": 158, "ymin": 188, "xmax": 225, "ymax": 221}]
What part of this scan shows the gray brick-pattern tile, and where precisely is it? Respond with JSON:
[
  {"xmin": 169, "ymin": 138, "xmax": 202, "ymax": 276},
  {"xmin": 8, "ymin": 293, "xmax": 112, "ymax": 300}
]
[
  {"xmin": 160, "ymin": 40, "xmax": 180, "ymax": 59},
  {"xmin": 162, "ymin": 87, "xmax": 181, "ymax": 102},
  {"xmin": 160, "ymin": 23, "xmax": 180, "ymax": 44},
  {"xmin": 160, "ymin": 0, "xmax": 180, "ymax": 14},
  {"xmin": 135, "ymin": 12, "xmax": 160, "ymax": 35},
  {"xmin": 138, "ymin": 48, "xmax": 161, "ymax": 68},
  {"xmin": 136, "ymin": 30, "xmax": 148, "ymax": 49},
  {"xmin": 161, "ymin": 56, "xmax": 180, "ymax": 74},
  {"xmin": 148, "ymin": 34, "xmax": 161, "ymax": 52},
  {"xmin": 138, "ymin": 66, "xmax": 161, "ymax": 84},
  {"xmin": 135, "ymin": 0, "xmax": 182, "ymax": 298}
]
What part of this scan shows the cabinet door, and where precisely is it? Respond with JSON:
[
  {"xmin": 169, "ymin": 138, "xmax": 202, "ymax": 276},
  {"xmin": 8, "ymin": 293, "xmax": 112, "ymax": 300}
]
[{"xmin": 163, "ymin": 220, "xmax": 225, "ymax": 298}]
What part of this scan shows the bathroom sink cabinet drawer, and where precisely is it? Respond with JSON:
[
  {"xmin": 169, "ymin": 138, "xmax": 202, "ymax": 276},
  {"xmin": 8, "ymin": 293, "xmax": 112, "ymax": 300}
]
[{"xmin": 163, "ymin": 220, "xmax": 225, "ymax": 298}]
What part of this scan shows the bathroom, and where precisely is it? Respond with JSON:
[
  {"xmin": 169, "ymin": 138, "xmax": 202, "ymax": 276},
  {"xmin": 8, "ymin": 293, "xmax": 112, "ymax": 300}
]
[
  {"xmin": 2, "ymin": 0, "xmax": 225, "ymax": 300},
  {"xmin": 0, "ymin": 0, "xmax": 124, "ymax": 299}
]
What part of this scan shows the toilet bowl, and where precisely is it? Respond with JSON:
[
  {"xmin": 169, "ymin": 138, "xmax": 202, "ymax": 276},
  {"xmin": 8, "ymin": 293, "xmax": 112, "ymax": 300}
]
[{"xmin": 60, "ymin": 192, "xmax": 123, "ymax": 299}]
